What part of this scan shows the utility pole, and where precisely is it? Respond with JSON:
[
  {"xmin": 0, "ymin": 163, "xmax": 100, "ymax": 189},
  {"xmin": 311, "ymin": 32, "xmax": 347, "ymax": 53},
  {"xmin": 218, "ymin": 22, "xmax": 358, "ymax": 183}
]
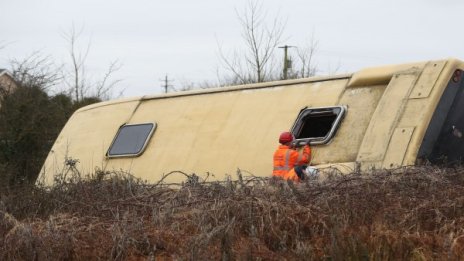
[
  {"xmin": 160, "ymin": 74, "xmax": 174, "ymax": 93},
  {"xmin": 278, "ymin": 45, "xmax": 295, "ymax": 80}
]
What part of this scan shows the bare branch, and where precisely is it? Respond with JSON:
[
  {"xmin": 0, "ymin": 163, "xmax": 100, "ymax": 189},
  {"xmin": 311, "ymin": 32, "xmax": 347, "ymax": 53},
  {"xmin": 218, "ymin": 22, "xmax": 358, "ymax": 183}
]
[
  {"xmin": 296, "ymin": 34, "xmax": 318, "ymax": 78},
  {"xmin": 9, "ymin": 52, "xmax": 61, "ymax": 90},
  {"xmin": 61, "ymin": 24, "xmax": 91, "ymax": 102},
  {"xmin": 218, "ymin": 1, "xmax": 286, "ymax": 85},
  {"xmin": 61, "ymin": 24, "xmax": 122, "ymax": 101},
  {"xmin": 95, "ymin": 60, "xmax": 123, "ymax": 99}
]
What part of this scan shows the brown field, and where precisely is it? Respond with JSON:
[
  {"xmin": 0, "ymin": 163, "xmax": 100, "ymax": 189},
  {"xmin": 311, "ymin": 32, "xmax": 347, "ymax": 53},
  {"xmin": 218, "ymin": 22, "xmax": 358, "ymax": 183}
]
[{"xmin": 1, "ymin": 166, "xmax": 464, "ymax": 260}]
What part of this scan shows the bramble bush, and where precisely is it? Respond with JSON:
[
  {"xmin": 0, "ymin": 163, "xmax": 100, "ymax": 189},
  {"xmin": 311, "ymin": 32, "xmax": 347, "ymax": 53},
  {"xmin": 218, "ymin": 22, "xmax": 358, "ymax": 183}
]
[{"xmin": 0, "ymin": 166, "xmax": 463, "ymax": 260}]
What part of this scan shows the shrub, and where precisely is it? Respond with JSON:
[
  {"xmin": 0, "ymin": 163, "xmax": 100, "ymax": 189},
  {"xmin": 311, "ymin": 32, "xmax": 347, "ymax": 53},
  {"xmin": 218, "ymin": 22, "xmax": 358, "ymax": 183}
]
[{"xmin": 1, "ymin": 167, "xmax": 464, "ymax": 259}]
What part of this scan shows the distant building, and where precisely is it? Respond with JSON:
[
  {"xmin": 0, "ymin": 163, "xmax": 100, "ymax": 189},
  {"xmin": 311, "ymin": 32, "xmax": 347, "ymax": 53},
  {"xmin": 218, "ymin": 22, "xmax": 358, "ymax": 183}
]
[{"xmin": 0, "ymin": 69, "xmax": 18, "ymax": 93}]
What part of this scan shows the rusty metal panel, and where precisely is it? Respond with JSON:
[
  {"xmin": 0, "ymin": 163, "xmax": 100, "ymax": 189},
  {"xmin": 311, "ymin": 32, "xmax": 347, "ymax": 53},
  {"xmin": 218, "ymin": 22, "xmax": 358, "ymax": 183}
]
[
  {"xmin": 409, "ymin": 61, "xmax": 446, "ymax": 99},
  {"xmin": 356, "ymin": 73, "xmax": 418, "ymax": 162},
  {"xmin": 382, "ymin": 127, "xmax": 415, "ymax": 168}
]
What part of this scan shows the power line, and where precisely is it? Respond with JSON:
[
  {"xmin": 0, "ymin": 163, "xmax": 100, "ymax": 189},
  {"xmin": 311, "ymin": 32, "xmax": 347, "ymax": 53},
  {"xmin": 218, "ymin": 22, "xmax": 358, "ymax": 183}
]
[
  {"xmin": 160, "ymin": 74, "xmax": 175, "ymax": 93},
  {"xmin": 278, "ymin": 45, "xmax": 296, "ymax": 80}
]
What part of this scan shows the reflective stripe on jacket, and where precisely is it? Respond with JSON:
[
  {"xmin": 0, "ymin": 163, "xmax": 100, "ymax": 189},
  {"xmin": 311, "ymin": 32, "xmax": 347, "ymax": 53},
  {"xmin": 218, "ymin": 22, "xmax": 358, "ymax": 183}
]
[
  {"xmin": 272, "ymin": 144, "xmax": 311, "ymax": 178},
  {"xmin": 283, "ymin": 168, "xmax": 300, "ymax": 181}
]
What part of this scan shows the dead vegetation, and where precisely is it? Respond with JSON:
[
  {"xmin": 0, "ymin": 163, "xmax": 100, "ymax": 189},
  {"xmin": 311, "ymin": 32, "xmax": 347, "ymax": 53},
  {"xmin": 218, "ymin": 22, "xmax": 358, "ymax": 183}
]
[{"xmin": 1, "ymin": 166, "xmax": 464, "ymax": 260}]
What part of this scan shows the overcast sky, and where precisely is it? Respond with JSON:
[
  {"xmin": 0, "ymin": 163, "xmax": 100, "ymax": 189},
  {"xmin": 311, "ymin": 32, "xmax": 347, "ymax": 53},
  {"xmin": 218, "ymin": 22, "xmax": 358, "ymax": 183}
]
[{"xmin": 1, "ymin": 0, "xmax": 464, "ymax": 97}]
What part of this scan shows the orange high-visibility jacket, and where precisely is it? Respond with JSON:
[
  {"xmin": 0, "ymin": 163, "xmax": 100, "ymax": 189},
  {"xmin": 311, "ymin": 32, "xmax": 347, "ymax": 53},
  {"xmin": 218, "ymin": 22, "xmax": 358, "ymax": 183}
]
[
  {"xmin": 283, "ymin": 168, "xmax": 300, "ymax": 182},
  {"xmin": 272, "ymin": 145, "xmax": 311, "ymax": 178}
]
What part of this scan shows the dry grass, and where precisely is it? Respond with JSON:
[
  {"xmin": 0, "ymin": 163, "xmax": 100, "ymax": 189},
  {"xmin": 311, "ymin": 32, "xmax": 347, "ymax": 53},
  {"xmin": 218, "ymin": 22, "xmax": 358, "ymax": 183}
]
[{"xmin": 1, "ymin": 166, "xmax": 464, "ymax": 260}]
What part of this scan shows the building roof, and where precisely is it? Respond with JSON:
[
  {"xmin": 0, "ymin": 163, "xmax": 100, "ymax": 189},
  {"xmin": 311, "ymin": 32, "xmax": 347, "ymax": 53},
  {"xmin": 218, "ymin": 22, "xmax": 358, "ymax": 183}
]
[{"xmin": 0, "ymin": 69, "xmax": 15, "ymax": 80}]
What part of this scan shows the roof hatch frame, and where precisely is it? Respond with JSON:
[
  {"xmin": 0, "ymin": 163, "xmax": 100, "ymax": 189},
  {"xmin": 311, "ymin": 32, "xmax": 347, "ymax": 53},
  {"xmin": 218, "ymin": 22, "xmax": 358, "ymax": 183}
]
[{"xmin": 290, "ymin": 105, "xmax": 347, "ymax": 146}]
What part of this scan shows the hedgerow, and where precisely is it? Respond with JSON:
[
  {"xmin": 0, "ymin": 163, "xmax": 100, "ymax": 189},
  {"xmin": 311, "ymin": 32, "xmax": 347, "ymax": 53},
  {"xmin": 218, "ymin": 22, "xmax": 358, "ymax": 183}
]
[{"xmin": 0, "ymin": 166, "xmax": 464, "ymax": 260}]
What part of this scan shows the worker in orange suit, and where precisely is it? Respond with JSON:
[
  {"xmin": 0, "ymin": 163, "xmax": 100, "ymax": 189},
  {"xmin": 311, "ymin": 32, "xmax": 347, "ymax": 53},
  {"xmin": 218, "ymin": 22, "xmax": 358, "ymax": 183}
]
[{"xmin": 273, "ymin": 131, "xmax": 311, "ymax": 181}]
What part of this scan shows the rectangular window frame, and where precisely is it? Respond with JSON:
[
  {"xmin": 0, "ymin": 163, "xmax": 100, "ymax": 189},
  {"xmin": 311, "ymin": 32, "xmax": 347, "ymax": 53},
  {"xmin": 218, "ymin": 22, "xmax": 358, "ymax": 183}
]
[
  {"xmin": 107, "ymin": 122, "xmax": 156, "ymax": 158},
  {"xmin": 290, "ymin": 106, "xmax": 347, "ymax": 146}
]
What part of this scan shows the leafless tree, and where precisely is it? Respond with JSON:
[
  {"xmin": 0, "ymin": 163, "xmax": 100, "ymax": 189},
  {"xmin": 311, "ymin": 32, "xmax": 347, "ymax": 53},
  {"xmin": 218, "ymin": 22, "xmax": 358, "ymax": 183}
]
[
  {"xmin": 179, "ymin": 79, "xmax": 218, "ymax": 91},
  {"xmin": 61, "ymin": 25, "xmax": 89, "ymax": 102},
  {"xmin": 218, "ymin": 1, "xmax": 286, "ymax": 85},
  {"xmin": 94, "ymin": 60, "xmax": 122, "ymax": 99},
  {"xmin": 295, "ymin": 35, "xmax": 318, "ymax": 78},
  {"xmin": 326, "ymin": 60, "xmax": 342, "ymax": 75},
  {"xmin": 61, "ymin": 25, "xmax": 122, "ymax": 102},
  {"xmin": 9, "ymin": 52, "xmax": 60, "ymax": 90}
]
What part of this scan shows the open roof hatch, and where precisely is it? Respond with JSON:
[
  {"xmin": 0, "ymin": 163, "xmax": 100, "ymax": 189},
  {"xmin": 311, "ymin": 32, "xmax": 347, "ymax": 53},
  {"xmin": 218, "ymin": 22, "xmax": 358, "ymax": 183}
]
[{"xmin": 291, "ymin": 106, "xmax": 346, "ymax": 147}]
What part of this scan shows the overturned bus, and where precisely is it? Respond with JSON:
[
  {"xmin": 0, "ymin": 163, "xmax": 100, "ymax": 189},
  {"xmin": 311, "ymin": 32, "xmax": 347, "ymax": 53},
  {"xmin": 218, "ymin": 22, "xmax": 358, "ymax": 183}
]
[{"xmin": 40, "ymin": 58, "xmax": 464, "ymax": 185}]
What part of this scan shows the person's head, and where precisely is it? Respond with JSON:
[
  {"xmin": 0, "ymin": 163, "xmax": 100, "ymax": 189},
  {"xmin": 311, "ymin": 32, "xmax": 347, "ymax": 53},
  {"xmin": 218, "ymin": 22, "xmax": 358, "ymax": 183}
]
[{"xmin": 279, "ymin": 131, "xmax": 294, "ymax": 145}]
